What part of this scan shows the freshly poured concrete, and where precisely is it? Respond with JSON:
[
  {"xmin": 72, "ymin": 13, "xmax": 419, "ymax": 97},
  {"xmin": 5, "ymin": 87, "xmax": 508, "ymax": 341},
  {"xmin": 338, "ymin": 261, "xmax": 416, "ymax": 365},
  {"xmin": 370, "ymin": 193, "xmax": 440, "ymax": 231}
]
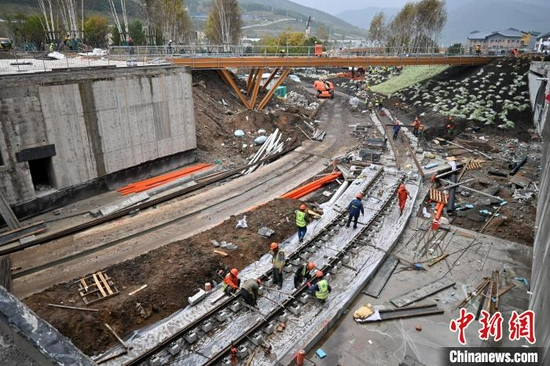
[{"xmin": 307, "ymin": 214, "xmax": 533, "ymax": 366}]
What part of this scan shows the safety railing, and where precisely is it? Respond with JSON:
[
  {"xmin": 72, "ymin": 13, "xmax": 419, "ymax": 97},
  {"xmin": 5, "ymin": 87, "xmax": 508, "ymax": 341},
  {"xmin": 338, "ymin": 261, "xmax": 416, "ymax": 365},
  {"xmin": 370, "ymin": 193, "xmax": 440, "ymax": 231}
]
[{"xmin": 0, "ymin": 45, "xmax": 498, "ymax": 75}]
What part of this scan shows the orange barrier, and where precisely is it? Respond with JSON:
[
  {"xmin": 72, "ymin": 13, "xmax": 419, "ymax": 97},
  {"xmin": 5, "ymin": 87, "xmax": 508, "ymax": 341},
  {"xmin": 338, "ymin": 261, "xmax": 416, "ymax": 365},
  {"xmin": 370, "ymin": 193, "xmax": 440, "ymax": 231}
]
[
  {"xmin": 117, "ymin": 163, "xmax": 212, "ymax": 195},
  {"xmin": 281, "ymin": 172, "xmax": 342, "ymax": 199},
  {"xmin": 431, "ymin": 202, "xmax": 446, "ymax": 230}
]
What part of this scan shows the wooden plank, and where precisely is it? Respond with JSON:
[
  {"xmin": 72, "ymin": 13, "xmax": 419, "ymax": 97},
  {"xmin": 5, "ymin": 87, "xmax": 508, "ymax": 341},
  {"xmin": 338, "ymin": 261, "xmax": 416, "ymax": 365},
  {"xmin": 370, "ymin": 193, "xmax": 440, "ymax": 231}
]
[
  {"xmin": 379, "ymin": 304, "xmax": 443, "ymax": 320},
  {"xmin": 0, "ymin": 192, "xmax": 20, "ymax": 230},
  {"xmin": 214, "ymin": 249, "xmax": 228, "ymax": 257},
  {"xmin": 80, "ymin": 278, "xmax": 89, "ymax": 291},
  {"xmin": 93, "ymin": 273, "xmax": 107, "ymax": 297},
  {"xmin": 0, "ymin": 256, "xmax": 13, "ymax": 292},
  {"xmin": 98, "ymin": 272, "xmax": 114, "ymax": 295},
  {"xmin": 0, "ymin": 221, "xmax": 46, "ymax": 246},
  {"xmin": 428, "ymin": 253, "xmax": 449, "ymax": 267},
  {"xmin": 391, "ymin": 277, "xmax": 456, "ymax": 308},
  {"xmin": 129, "ymin": 284, "xmax": 148, "ymax": 296},
  {"xmin": 47, "ymin": 303, "xmax": 99, "ymax": 312},
  {"xmin": 363, "ymin": 256, "xmax": 399, "ymax": 298},
  {"xmin": 497, "ymin": 284, "xmax": 515, "ymax": 297}
]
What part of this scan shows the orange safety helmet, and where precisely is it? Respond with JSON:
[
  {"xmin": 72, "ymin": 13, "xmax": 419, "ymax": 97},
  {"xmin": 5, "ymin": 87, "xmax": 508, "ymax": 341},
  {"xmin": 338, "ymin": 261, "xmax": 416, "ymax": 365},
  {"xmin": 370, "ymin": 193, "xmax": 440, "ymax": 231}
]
[
  {"xmin": 315, "ymin": 270, "xmax": 324, "ymax": 278},
  {"xmin": 270, "ymin": 242, "xmax": 279, "ymax": 250},
  {"xmin": 230, "ymin": 268, "xmax": 239, "ymax": 276},
  {"xmin": 299, "ymin": 204, "xmax": 307, "ymax": 210},
  {"xmin": 307, "ymin": 262, "xmax": 316, "ymax": 271},
  {"xmin": 356, "ymin": 193, "xmax": 363, "ymax": 199},
  {"xmin": 256, "ymin": 279, "xmax": 262, "ymax": 286}
]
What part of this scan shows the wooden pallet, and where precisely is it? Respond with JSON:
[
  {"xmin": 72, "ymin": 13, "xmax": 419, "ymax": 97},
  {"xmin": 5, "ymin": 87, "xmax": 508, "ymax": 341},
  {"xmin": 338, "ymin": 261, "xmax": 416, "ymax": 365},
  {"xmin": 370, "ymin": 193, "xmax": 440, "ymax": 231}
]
[
  {"xmin": 78, "ymin": 271, "xmax": 119, "ymax": 305},
  {"xmin": 429, "ymin": 188, "xmax": 448, "ymax": 204},
  {"xmin": 465, "ymin": 160, "xmax": 485, "ymax": 171}
]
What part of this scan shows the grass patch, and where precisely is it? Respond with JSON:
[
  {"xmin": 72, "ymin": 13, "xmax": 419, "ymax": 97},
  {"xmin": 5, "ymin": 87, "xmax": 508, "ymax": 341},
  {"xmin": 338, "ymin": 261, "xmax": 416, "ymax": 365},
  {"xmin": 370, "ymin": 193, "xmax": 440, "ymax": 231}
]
[{"xmin": 371, "ymin": 66, "xmax": 449, "ymax": 95}]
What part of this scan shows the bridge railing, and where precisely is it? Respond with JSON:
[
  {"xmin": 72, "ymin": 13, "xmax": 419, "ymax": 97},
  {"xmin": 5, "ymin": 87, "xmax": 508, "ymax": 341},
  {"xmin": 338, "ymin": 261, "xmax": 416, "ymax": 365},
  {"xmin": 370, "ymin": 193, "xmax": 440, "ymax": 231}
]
[{"xmin": 0, "ymin": 46, "xmax": 492, "ymax": 74}]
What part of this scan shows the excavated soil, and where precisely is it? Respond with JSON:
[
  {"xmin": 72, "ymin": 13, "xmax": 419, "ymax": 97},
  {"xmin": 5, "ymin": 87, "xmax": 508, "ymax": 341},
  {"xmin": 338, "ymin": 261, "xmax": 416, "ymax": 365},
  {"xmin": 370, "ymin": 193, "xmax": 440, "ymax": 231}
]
[{"xmin": 24, "ymin": 198, "xmax": 304, "ymax": 355}]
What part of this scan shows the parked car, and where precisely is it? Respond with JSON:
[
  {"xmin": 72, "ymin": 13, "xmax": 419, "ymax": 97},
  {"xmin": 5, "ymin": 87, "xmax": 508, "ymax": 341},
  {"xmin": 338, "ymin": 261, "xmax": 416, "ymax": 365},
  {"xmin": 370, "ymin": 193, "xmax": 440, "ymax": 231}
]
[{"xmin": 0, "ymin": 38, "xmax": 13, "ymax": 51}]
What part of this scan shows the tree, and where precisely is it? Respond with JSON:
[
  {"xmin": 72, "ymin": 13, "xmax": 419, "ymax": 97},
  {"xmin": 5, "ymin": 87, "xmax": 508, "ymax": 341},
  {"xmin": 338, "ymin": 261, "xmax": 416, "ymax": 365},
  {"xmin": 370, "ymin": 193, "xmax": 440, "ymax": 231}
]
[
  {"xmin": 368, "ymin": 12, "xmax": 387, "ymax": 48},
  {"xmin": 5, "ymin": 14, "xmax": 46, "ymax": 50},
  {"xmin": 205, "ymin": 0, "xmax": 242, "ymax": 45},
  {"xmin": 315, "ymin": 25, "xmax": 329, "ymax": 42},
  {"xmin": 447, "ymin": 43, "xmax": 463, "ymax": 54},
  {"xmin": 84, "ymin": 15, "xmax": 109, "ymax": 47},
  {"xmin": 157, "ymin": 0, "xmax": 194, "ymax": 44},
  {"xmin": 129, "ymin": 20, "xmax": 146, "ymax": 45}
]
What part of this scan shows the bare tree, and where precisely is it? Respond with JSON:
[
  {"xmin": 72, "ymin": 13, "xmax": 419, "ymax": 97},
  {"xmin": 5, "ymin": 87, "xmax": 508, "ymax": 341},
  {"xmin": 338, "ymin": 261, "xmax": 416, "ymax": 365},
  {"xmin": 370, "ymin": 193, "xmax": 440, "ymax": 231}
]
[
  {"xmin": 37, "ymin": 0, "xmax": 56, "ymax": 41},
  {"xmin": 107, "ymin": 0, "xmax": 129, "ymax": 42},
  {"xmin": 205, "ymin": 0, "xmax": 242, "ymax": 46},
  {"xmin": 59, "ymin": 0, "xmax": 79, "ymax": 38},
  {"xmin": 368, "ymin": 12, "xmax": 387, "ymax": 48}
]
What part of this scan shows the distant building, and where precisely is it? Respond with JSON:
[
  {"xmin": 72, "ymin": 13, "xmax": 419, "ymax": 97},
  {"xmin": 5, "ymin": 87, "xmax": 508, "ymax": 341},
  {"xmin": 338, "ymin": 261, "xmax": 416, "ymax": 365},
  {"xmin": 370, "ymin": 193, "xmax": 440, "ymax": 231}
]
[
  {"xmin": 534, "ymin": 31, "xmax": 550, "ymax": 53},
  {"xmin": 466, "ymin": 28, "xmax": 539, "ymax": 54}
]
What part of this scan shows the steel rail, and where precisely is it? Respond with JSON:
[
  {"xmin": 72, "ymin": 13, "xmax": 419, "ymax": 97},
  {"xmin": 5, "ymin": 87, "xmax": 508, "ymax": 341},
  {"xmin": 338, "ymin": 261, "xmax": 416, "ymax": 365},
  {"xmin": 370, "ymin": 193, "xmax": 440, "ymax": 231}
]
[
  {"xmin": 123, "ymin": 169, "xmax": 387, "ymax": 366},
  {"xmin": 2, "ymin": 144, "xmax": 299, "ymax": 257},
  {"xmin": 200, "ymin": 173, "xmax": 403, "ymax": 366}
]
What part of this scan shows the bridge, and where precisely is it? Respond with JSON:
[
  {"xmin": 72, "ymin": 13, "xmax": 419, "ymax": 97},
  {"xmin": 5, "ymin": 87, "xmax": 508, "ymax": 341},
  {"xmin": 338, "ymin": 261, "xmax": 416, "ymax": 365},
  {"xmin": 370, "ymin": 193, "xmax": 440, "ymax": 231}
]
[
  {"xmin": 167, "ymin": 54, "xmax": 494, "ymax": 110},
  {"xmin": 108, "ymin": 45, "xmax": 496, "ymax": 110}
]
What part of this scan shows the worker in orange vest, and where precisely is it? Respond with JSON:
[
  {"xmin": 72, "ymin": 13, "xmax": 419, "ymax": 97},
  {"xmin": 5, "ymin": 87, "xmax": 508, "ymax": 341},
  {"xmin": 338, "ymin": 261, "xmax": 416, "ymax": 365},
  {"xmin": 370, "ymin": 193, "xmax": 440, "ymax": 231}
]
[
  {"xmin": 412, "ymin": 117, "xmax": 421, "ymax": 136},
  {"xmin": 397, "ymin": 184, "xmax": 411, "ymax": 215},
  {"xmin": 223, "ymin": 268, "xmax": 240, "ymax": 295}
]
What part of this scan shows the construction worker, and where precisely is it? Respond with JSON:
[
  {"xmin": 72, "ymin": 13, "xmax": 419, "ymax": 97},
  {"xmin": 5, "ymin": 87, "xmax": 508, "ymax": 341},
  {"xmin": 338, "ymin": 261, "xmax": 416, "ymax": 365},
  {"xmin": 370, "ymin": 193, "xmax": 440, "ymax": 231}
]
[
  {"xmin": 240, "ymin": 278, "xmax": 261, "ymax": 307},
  {"xmin": 412, "ymin": 116, "xmax": 421, "ymax": 136},
  {"xmin": 308, "ymin": 271, "xmax": 331, "ymax": 303},
  {"xmin": 446, "ymin": 116, "xmax": 456, "ymax": 138},
  {"xmin": 393, "ymin": 120, "xmax": 401, "ymax": 141},
  {"xmin": 296, "ymin": 204, "xmax": 309, "ymax": 242},
  {"xmin": 346, "ymin": 193, "xmax": 364, "ymax": 229},
  {"xmin": 223, "ymin": 268, "xmax": 240, "ymax": 295},
  {"xmin": 279, "ymin": 49, "xmax": 286, "ymax": 57},
  {"xmin": 418, "ymin": 122, "xmax": 425, "ymax": 139},
  {"xmin": 397, "ymin": 183, "xmax": 411, "ymax": 215},
  {"xmin": 270, "ymin": 242, "xmax": 285, "ymax": 289},
  {"xmin": 49, "ymin": 42, "xmax": 54, "ymax": 52},
  {"xmin": 293, "ymin": 262, "xmax": 316, "ymax": 289}
]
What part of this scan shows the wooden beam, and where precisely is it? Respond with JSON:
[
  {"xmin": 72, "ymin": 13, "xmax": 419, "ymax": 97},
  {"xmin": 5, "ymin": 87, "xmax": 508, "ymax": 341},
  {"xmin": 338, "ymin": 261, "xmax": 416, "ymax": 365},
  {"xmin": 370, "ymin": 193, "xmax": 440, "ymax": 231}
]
[
  {"xmin": 260, "ymin": 68, "xmax": 279, "ymax": 93},
  {"xmin": 246, "ymin": 68, "xmax": 256, "ymax": 94},
  {"xmin": 0, "ymin": 192, "xmax": 20, "ymax": 230},
  {"xmin": 219, "ymin": 69, "xmax": 251, "ymax": 109},
  {"xmin": 249, "ymin": 67, "xmax": 264, "ymax": 109},
  {"xmin": 0, "ymin": 221, "xmax": 46, "ymax": 246},
  {"xmin": 257, "ymin": 69, "xmax": 290, "ymax": 110}
]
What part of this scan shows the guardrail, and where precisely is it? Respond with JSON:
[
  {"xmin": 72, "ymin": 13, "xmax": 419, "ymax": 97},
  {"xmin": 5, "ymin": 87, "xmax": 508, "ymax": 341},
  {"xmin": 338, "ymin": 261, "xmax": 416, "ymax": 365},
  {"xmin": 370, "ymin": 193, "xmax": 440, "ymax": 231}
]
[{"xmin": 0, "ymin": 45, "xmax": 497, "ymax": 74}]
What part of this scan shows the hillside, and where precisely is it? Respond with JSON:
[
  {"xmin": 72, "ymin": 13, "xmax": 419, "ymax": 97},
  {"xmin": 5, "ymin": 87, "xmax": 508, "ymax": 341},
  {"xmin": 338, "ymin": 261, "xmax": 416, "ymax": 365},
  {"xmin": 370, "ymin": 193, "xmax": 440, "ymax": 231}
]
[
  {"xmin": 0, "ymin": 0, "xmax": 365, "ymax": 40},
  {"xmin": 332, "ymin": 0, "xmax": 550, "ymax": 45}
]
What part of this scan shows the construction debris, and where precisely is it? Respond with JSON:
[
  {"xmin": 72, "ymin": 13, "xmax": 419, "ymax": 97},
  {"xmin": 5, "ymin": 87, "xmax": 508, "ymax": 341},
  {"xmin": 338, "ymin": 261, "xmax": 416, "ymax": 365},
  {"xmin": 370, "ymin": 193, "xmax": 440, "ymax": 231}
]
[
  {"xmin": 258, "ymin": 227, "xmax": 275, "ymax": 238},
  {"xmin": 391, "ymin": 278, "xmax": 455, "ymax": 308},
  {"xmin": 47, "ymin": 303, "xmax": 99, "ymax": 312},
  {"xmin": 78, "ymin": 271, "xmax": 119, "ymax": 305}
]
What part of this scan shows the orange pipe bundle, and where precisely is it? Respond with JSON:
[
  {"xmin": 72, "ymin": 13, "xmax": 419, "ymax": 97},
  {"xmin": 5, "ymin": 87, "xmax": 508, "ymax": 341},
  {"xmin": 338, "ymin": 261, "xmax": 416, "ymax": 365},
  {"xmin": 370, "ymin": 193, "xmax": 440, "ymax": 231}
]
[
  {"xmin": 281, "ymin": 172, "xmax": 342, "ymax": 199},
  {"xmin": 117, "ymin": 163, "xmax": 212, "ymax": 195}
]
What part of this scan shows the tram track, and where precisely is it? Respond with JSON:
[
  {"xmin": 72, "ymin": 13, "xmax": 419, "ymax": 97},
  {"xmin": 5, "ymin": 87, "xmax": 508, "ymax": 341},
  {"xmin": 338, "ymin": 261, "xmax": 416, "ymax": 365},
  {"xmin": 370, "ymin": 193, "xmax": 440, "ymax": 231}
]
[
  {"xmin": 110, "ymin": 168, "xmax": 405, "ymax": 366},
  {"xmin": 12, "ymin": 150, "xmax": 312, "ymax": 282}
]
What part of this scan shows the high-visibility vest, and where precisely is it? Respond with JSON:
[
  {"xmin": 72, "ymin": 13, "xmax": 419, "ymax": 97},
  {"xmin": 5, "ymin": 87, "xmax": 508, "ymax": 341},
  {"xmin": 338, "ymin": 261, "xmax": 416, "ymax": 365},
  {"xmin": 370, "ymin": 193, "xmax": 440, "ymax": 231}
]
[
  {"xmin": 301, "ymin": 264, "xmax": 308, "ymax": 277},
  {"xmin": 273, "ymin": 250, "xmax": 285, "ymax": 270},
  {"xmin": 316, "ymin": 280, "xmax": 329, "ymax": 300},
  {"xmin": 296, "ymin": 210, "xmax": 307, "ymax": 227}
]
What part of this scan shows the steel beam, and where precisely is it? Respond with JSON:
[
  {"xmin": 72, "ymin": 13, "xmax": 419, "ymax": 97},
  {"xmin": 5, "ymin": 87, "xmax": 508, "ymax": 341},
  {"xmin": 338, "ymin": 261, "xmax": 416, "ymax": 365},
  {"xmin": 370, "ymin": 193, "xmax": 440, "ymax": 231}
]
[
  {"xmin": 249, "ymin": 67, "xmax": 264, "ymax": 109},
  {"xmin": 260, "ymin": 68, "xmax": 279, "ymax": 93}
]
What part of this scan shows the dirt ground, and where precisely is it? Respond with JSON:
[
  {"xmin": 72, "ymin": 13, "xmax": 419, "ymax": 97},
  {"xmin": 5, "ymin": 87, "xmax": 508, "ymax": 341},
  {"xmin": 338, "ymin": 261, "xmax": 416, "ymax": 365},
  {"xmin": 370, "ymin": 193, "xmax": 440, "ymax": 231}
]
[{"xmin": 24, "ymin": 198, "xmax": 304, "ymax": 355}]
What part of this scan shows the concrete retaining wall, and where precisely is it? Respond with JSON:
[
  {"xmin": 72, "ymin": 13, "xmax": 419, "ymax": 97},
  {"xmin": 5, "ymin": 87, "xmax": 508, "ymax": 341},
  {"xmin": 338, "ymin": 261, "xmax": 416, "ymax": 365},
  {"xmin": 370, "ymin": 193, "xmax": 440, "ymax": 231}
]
[
  {"xmin": 529, "ymin": 62, "xmax": 550, "ymax": 365},
  {"xmin": 0, "ymin": 66, "xmax": 196, "ymax": 210}
]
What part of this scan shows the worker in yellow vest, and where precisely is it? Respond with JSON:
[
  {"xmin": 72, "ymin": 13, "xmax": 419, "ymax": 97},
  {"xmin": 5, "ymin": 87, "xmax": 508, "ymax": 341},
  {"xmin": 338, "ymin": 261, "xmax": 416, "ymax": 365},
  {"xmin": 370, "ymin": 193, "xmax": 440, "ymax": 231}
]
[
  {"xmin": 307, "ymin": 271, "xmax": 331, "ymax": 303},
  {"xmin": 296, "ymin": 204, "xmax": 309, "ymax": 242},
  {"xmin": 270, "ymin": 242, "xmax": 285, "ymax": 289}
]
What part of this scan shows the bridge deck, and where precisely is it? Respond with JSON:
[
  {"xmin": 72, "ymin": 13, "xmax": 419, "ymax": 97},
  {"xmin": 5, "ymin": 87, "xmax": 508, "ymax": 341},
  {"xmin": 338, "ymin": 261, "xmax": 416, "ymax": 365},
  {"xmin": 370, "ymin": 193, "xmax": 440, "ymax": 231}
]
[{"xmin": 171, "ymin": 55, "xmax": 494, "ymax": 69}]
